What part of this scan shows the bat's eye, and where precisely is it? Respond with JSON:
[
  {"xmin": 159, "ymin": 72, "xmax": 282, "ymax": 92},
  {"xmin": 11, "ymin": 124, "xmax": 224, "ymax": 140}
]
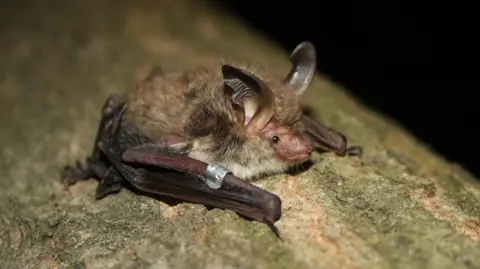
[{"xmin": 272, "ymin": 135, "xmax": 280, "ymax": 144}]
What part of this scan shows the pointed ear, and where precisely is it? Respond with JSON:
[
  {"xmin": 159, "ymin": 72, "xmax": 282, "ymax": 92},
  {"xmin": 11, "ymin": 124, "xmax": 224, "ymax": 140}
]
[
  {"xmin": 283, "ymin": 41, "xmax": 317, "ymax": 96},
  {"xmin": 222, "ymin": 65, "xmax": 275, "ymax": 132}
]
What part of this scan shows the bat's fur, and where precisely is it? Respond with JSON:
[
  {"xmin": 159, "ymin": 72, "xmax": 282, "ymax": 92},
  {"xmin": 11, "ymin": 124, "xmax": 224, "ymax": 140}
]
[{"xmin": 123, "ymin": 61, "xmax": 307, "ymax": 180}]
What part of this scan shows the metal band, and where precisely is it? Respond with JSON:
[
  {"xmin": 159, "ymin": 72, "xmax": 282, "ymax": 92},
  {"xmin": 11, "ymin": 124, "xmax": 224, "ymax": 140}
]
[{"xmin": 204, "ymin": 163, "xmax": 231, "ymax": 189}]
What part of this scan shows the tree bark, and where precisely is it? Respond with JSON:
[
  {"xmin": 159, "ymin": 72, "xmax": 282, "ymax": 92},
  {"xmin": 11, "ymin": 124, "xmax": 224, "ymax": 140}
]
[{"xmin": 0, "ymin": 0, "xmax": 479, "ymax": 268}]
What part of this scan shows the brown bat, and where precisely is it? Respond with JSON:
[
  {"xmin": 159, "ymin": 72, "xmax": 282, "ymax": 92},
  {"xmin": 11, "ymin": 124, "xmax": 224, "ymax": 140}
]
[{"xmin": 61, "ymin": 41, "xmax": 362, "ymax": 237}]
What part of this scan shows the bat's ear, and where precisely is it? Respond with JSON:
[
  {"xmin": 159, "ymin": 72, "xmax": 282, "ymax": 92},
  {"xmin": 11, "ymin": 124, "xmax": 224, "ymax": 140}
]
[
  {"xmin": 222, "ymin": 65, "xmax": 275, "ymax": 132},
  {"xmin": 283, "ymin": 41, "xmax": 317, "ymax": 96}
]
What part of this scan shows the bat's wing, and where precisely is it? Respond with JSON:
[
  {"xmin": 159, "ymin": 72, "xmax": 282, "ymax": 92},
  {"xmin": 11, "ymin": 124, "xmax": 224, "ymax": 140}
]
[
  {"xmin": 97, "ymin": 107, "xmax": 282, "ymax": 237},
  {"xmin": 302, "ymin": 114, "xmax": 362, "ymax": 156}
]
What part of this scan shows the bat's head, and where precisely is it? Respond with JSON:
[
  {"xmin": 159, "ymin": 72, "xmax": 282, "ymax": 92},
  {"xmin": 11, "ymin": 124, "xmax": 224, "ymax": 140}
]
[{"xmin": 220, "ymin": 42, "xmax": 318, "ymax": 179}]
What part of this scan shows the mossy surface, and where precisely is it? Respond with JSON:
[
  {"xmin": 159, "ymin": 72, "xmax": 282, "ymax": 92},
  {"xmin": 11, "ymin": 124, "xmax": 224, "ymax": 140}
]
[{"xmin": 1, "ymin": 0, "xmax": 479, "ymax": 268}]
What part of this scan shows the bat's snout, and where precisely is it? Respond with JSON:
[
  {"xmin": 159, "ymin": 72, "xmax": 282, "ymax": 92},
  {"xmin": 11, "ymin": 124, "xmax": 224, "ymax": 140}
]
[{"xmin": 284, "ymin": 134, "xmax": 314, "ymax": 163}]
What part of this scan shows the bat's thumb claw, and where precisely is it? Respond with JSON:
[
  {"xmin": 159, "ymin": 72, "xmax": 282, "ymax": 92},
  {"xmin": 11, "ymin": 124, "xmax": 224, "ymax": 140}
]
[{"xmin": 264, "ymin": 217, "xmax": 282, "ymax": 239}]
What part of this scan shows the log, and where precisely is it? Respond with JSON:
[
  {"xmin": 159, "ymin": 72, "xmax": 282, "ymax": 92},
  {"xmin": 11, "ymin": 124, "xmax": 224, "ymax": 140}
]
[{"xmin": 0, "ymin": 0, "xmax": 479, "ymax": 268}]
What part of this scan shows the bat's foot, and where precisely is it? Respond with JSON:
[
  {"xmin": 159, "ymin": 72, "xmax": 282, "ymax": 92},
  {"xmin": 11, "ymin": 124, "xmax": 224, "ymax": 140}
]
[
  {"xmin": 346, "ymin": 146, "xmax": 363, "ymax": 156},
  {"xmin": 95, "ymin": 169, "xmax": 123, "ymax": 200},
  {"xmin": 60, "ymin": 160, "xmax": 93, "ymax": 189}
]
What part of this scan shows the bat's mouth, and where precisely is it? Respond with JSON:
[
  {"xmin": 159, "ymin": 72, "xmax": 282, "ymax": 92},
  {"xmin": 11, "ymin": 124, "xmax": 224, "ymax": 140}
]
[{"xmin": 285, "ymin": 153, "xmax": 311, "ymax": 163}]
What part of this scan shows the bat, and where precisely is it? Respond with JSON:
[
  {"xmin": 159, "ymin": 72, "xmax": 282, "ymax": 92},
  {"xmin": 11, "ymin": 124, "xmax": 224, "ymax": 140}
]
[{"xmin": 61, "ymin": 41, "xmax": 362, "ymax": 237}]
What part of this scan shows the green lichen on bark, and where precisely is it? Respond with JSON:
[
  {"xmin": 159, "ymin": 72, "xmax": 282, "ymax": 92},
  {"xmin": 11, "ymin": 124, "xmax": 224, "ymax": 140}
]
[{"xmin": 0, "ymin": 0, "xmax": 479, "ymax": 268}]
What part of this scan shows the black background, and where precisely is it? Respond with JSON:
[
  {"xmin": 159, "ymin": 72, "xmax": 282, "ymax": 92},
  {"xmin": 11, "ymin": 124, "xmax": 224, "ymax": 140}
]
[{"xmin": 210, "ymin": 0, "xmax": 479, "ymax": 178}]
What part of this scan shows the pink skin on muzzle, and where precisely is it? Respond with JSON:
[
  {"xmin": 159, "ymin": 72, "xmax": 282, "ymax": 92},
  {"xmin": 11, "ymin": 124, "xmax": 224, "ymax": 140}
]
[{"xmin": 262, "ymin": 121, "xmax": 314, "ymax": 163}]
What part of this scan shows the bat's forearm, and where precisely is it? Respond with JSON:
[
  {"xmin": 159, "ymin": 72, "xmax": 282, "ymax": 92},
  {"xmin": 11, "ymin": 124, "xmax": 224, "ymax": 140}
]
[{"xmin": 121, "ymin": 144, "xmax": 206, "ymax": 175}]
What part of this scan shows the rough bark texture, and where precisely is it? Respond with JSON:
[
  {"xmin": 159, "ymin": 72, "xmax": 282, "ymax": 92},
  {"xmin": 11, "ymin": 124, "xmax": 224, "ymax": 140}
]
[{"xmin": 1, "ymin": 0, "xmax": 479, "ymax": 268}]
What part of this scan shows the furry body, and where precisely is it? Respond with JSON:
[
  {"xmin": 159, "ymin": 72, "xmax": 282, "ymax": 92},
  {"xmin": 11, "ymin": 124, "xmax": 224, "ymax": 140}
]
[{"xmin": 123, "ymin": 61, "xmax": 306, "ymax": 180}]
